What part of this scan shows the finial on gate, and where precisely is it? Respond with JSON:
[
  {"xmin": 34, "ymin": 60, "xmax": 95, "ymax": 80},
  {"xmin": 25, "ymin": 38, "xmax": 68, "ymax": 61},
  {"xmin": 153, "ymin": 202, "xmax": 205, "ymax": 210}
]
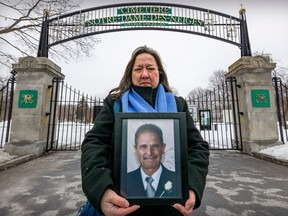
[
  {"xmin": 43, "ymin": 8, "xmax": 50, "ymax": 16},
  {"xmin": 239, "ymin": 4, "xmax": 246, "ymax": 15}
]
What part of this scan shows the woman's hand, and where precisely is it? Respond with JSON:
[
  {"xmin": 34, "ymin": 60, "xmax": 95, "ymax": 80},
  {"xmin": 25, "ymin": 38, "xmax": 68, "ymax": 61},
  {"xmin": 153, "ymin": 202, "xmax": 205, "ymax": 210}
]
[
  {"xmin": 100, "ymin": 189, "xmax": 140, "ymax": 216},
  {"xmin": 172, "ymin": 190, "xmax": 196, "ymax": 216}
]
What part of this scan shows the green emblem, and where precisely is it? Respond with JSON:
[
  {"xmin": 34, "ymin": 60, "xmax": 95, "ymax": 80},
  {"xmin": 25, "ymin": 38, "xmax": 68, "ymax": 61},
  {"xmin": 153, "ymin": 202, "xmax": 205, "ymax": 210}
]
[
  {"xmin": 18, "ymin": 90, "xmax": 38, "ymax": 108},
  {"xmin": 251, "ymin": 89, "xmax": 270, "ymax": 108}
]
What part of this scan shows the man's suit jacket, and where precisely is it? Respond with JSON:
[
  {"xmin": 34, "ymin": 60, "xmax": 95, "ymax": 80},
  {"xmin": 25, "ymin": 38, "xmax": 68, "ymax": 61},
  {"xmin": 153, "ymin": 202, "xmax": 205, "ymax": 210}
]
[{"xmin": 122, "ymin": 164, "xmax": 180, "ymax": 198}]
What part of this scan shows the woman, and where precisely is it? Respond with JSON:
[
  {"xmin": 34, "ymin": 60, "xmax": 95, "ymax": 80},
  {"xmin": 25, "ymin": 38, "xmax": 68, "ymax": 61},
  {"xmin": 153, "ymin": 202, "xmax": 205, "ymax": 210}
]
[{"xmin": 80, "ymin": 46, "xmax": 209, "ymax": 216}]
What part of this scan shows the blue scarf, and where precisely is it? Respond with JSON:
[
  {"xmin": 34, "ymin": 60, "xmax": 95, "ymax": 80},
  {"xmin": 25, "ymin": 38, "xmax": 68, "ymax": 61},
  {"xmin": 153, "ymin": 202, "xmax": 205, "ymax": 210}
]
[{"xmin": 121, "ymin": 84, "xmax": 177, "ymax": 112}]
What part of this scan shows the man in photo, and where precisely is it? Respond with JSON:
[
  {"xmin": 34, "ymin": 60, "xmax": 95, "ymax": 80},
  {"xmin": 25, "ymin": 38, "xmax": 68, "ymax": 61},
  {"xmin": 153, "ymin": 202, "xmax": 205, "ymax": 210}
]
[{"xmin": 124, "ymin": 123, "xmax": 180, "ymax": 198}]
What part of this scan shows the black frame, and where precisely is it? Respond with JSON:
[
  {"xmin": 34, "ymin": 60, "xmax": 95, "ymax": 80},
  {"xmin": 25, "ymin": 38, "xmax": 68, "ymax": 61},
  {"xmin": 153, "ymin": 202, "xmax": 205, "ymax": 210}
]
[
  {"xmin": 114, "ymin": 112, "xmax": 189, "ymax": 206},
  {"xmin": 199, "ymin": 109, "xmax": 211, "ymax": 130}
]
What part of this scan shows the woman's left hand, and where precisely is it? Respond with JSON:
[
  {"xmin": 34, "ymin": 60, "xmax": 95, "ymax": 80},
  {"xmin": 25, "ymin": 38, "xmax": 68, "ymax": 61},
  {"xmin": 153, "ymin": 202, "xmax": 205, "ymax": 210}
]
[{"xmin": 172, "ymin": 190, "xmax": 196, "ymax": 216}]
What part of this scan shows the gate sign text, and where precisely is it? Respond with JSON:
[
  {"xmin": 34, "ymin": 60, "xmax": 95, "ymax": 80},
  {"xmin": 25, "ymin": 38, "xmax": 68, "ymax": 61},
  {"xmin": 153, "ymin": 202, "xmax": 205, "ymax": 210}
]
[{"xmin": 85, "ymin": 6, "xmax": 205, "ymax": 27}]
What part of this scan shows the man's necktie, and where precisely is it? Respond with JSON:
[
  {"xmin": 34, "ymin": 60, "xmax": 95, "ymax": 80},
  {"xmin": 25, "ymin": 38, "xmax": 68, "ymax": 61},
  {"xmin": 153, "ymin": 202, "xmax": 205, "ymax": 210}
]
[{"xmin": 145, "ymin": 176, "xmax": 156, "ymax": 197}]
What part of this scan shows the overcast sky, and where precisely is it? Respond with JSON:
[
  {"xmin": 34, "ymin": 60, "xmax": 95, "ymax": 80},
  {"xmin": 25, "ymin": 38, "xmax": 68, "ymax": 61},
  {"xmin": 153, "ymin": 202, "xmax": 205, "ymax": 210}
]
[{"xmin": 50, "ymin": 0, "xmax": 288, "ymax": 98}]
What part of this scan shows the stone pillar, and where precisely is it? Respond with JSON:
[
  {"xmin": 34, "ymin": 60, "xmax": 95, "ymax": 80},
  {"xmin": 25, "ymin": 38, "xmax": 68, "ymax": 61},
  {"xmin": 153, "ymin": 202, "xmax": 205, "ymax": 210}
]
[
  {"xmin": 226, "ymin": 55, "xmax": 281, "ymax": 154},
  {"xmin": 4, "ymin": 56, "xmax": 64, "ymax": 156}
]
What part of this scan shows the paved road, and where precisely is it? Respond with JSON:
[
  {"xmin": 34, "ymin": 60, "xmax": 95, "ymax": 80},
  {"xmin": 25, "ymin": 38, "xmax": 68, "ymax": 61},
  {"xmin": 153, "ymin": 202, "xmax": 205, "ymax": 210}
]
[
  {"xmin": 193, "ymin": 151, "xmax": 288, "ymax": 216},
  {"xmin": 0, "ymin": 150, "xmax": 287, "ymax": 216}
]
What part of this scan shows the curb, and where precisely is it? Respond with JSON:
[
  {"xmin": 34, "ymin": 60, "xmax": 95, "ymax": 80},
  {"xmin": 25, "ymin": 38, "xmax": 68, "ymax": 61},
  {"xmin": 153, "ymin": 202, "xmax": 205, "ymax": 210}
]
[
  {"xmin": 252, "ymin": 152, "xmax": 288, "ymax": 167},
  {"xmin": 0, "ymin": 154, "xmax": 40, "ymax": 171}
]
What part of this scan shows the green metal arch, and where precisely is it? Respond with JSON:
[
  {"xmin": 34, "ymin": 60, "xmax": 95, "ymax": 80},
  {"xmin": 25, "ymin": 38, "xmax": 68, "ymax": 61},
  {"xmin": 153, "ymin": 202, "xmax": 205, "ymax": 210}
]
[{"xmin": 37, "ymin": 2, "xmax": 251, "ymax": 57}]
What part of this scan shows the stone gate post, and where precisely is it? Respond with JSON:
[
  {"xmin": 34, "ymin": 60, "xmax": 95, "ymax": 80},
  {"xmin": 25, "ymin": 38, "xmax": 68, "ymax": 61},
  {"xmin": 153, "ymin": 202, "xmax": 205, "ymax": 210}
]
[
  {"xmin": 4, "ymin": 56, "xmax": 64, "ymax": 156},
  {"xmin": 226, "ymin": 55, "xmax": 281, "ymax": 154}
]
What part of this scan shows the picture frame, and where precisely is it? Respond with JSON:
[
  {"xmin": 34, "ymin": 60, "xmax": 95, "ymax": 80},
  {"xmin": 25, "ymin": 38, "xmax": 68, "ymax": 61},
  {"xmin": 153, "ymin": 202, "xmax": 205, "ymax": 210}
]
[{"xmin": 114, "ymin": 112, "xmax": 189, "ymax": 206}]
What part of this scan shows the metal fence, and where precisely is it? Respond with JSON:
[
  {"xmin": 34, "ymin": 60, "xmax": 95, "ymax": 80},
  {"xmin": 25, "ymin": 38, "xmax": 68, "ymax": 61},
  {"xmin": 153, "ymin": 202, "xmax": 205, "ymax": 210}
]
[
  {"xmin": 46, "ymin": 77, "xmax": 102, "ymax": 151},
  {"xmin": 0, "ymin": 71, "xmax": 16, "ymax": 148},
  {"xmin": 187, "ymin": 77, "xmax": 242, "ymax": 150},
  {"xmin": 3, "ymin": 74, "xmax": 285, "ymax": 151},
  {"xmin": 273, "ymin": 76, "xmax": 288, "ymax": 144},
  {"xmin": 46, "ymin": 77, "xmax": 242, "ymax": 151}
]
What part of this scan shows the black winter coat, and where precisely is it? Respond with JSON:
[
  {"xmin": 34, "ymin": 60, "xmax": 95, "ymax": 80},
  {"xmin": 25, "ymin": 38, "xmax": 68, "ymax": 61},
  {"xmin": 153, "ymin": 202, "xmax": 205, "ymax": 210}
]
[{"xmin": 81, "ymin": 93, "xmax": 209, "ymax": 216}]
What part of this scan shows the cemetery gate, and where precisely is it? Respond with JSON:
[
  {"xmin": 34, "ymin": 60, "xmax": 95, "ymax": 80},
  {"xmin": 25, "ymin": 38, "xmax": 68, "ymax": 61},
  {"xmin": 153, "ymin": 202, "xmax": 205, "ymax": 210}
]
[
  {"xmin": 0, "ymin": 4, "xmax": 280, "ymax": 156},
  {"xmin": 39, "ymin": 2, "xmax": 250, "ymax": 151},
  {"xmin": 46, "ymin": 77, "xmax": 242, "ymax": 151}
]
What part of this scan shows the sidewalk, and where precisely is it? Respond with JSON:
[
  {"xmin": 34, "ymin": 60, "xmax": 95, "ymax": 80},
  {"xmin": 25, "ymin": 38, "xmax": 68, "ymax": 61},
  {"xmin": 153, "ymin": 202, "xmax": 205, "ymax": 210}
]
[
  {"xmin": 0, "ymin": 149, "xmax": 40, "ymax": 171},
  {"xmin": 0, "ymin": 151, "xmax": 86, "ymax": 216},
  {"xmin": 0, "ymin": 149, "xmax": 287, "ymax": 215},
  {"xmin": 193, "ymin": 150, "xmax": 288, "ymax": 216},
  {"xmin": 1, "ymin": 145, "xmax": 287, "ymax": 172}
]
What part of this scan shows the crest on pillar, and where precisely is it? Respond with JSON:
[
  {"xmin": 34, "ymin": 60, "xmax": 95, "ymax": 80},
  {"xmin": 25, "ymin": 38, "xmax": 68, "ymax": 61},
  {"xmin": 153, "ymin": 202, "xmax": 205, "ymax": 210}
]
[{"xmin": 20, "ymin": 56, "xmax": 39, "ymax": 69}]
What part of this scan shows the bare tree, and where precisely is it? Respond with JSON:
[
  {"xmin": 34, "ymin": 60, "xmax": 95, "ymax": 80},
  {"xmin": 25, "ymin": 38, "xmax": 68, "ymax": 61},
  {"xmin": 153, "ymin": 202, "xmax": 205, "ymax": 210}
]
[
  {"xmin": 0, "ymin": 0, "xmax": 100, "ymax": 77},
  {"xmin": 208, "ymin": 69, "xmax": 227, "ymax": 90},
  {"xmin": 187, "ymin": 86, "xmax": 208, "ymax": 99},
  {"xmin": 272, "ymin": 66, "xmax": 288, "ymax": 83},
  {"xmin": 187, "ymin": 71, "xmax": 233, "ymax": 123}
]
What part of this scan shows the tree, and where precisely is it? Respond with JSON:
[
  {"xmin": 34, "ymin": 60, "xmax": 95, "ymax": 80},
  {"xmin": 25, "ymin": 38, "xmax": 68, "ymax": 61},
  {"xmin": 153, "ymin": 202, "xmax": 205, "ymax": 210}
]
[
  {"xmin": 75, "ymin": 96, "xmax": 89, "ymax": 123},
  {"xmin": 208, "ymin": 69, "xmax": 227, "ymax": 90},
  {"xmin": 253, "ymin": 50, "xmax": 288, "ymax": 81},
  {"xmin": 0, "ymin": 0, "xmax": 100, "ymax": 77},
  {"xmin": 187, "ymin": 86, "xmax": 208, "ymax": 99},
  {"xmin": 272, "ymin": 66, "xmax": 288, "ymax": 83},
  {"xmin": 187, "ymin": 71, "xmax": 233, "ymax": 123}
]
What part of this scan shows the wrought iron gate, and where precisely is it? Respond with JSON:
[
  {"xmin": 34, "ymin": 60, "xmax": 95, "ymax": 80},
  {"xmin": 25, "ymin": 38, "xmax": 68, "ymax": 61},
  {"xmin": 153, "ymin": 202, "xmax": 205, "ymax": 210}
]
[
  {"xmin": 187, "ymin": 77, "xmax": 242, "ymax": 150},
  {"xmin": 46, "ymin": 78, "xmax": 101, "ymax": 151},
  {"xmin": 0, "ymin": 70, "xmax": 16, "ymax": 148},
  {"xmin": 273, "ymin": 76, "xmax": 288, "ymax": 144},
  {"xmin": 46, "ymin": 76, "xmax": 242, "ymax": 151}
]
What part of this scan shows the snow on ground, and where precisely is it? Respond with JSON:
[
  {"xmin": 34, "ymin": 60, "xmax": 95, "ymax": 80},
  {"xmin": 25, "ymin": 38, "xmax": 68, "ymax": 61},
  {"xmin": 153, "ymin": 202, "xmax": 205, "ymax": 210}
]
[
  {"xmin": 259, "ymin": 143, "xmax": 288, "ymax": 161},
  {"xmin": 0, "ymin": 149, "xmax": 18, "ymax": 163},
  {"xmin": 1, "ymin": 121, "xmax": 288, "ymax": 164},
  {"xmin": 1, "ymin": 142, "xmax": 287, "ymax": 165}
]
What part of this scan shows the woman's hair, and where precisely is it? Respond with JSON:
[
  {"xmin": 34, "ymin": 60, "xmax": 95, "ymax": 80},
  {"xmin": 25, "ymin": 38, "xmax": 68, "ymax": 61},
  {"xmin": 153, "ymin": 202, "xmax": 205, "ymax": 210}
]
[{"xmin": 109, "ymin": 45, "xmax": 172, "ymax": 99}]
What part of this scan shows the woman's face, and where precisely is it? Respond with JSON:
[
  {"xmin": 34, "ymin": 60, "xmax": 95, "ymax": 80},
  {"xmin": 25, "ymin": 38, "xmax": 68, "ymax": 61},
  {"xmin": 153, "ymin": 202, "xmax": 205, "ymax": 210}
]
[{"xmin": 132, "ymin": 53, "xmax": 160, "ymax": 89}]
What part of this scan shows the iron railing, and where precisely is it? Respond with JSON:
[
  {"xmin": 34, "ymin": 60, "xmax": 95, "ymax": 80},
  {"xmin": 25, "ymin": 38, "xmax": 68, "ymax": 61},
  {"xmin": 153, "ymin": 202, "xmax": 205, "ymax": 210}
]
[
  {"xmin": 46, "ymin": 77, "xmax": 242, "ymax": 151},
  {"xmin": 187, "ymin": 77, "xmax": 242, "ymax": 150},
  {"xmin": 0, "ymin": 70, "xmax": 16, "ymax": 148},
  {"xmin": 46, "ymin": 78, "xmax": 102, "ymax": 151},
  {"xmin": 273, "ymin": 76, "xmax": 288, "ymax": 143}
]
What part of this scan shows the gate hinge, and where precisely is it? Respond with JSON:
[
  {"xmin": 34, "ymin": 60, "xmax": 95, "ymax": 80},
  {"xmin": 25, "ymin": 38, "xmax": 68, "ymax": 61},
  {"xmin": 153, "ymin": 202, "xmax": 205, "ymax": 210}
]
[
  {"xmin": 46, "ymin": 112, "xmax": 51, "ymax": 116},
  {"xmin": 239, "ymin": 112, "xmax": 244, "ymax": 115}
]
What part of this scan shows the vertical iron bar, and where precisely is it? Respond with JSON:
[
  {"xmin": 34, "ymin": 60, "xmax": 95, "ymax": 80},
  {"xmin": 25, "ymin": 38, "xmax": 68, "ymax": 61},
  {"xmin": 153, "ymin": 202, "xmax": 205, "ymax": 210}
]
[
  {"xmin": 284, "ymin": 83, "xmax": 288, "ymax": 141},
  {"xmin": 234, "ymin": 78, "xmax": 243, "ymax": 150},
  {"xmin": 46, "ymin": 78, "xmax": 55, "ymax": 150},
  {"xmin": 273, "ymin": 77, "xmax": 284, "ymax": 143},
  {"xmin": 223, "ymin": 80, "xmax": 229, "ymax": 148},
  {"xmin": 214, "ymin": 84, "xmax": 220, "ymax": 149},
  {"xmin": 56, "ymin": 79, "xmax": 64, "ymax": 150},
  {"xmin": 5, "ymin": 70, "xmax": 16, "ymax": 142},
  {"xmin": 230, "ymin": 77, "xmax": 240, "ymax": 149},
  {"xmin": 225, "ymin": 78, "xmax": 233, "ymax": 149},
  {"xmin": 37, "ymin": 12, "xmax": 49, "ymax": 57},
  {"xmin": 239, "ymin": 8, "xmax": 251, "ymax": 57},
  {"xmin": 50, "ymin": 78, "xmax": 60, "ymax": 150}
]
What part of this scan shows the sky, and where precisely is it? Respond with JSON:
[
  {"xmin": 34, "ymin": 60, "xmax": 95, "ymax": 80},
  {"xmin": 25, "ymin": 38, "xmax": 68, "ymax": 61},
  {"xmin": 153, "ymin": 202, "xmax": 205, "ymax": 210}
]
[{"xmin": 48, "ymin": 0, "xmax": 288, "ymax": 99}]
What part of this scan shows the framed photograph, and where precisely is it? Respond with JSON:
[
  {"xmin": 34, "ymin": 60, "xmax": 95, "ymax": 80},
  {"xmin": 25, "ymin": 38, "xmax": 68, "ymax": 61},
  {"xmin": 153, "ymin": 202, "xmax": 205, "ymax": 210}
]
[{"xmin": 114, "ymin": 112, "xmax": 189, "ymax": 206}]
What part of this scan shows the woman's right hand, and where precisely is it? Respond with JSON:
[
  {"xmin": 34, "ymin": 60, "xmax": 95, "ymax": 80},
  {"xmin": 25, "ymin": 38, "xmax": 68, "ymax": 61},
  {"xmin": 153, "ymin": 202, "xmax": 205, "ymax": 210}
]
[{"xmin": 100, "ymin": 188, "xmax": 140, "ymax": 216}]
